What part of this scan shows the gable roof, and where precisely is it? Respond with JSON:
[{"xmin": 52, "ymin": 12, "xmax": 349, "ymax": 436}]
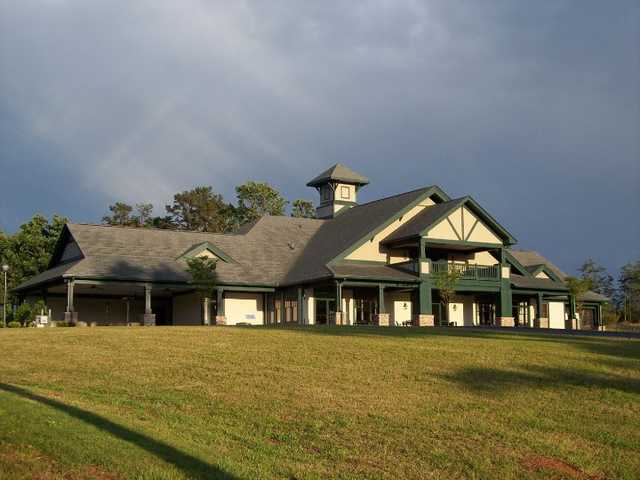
[
  {"xmin": 177, "ymin": 241, "xmax": 236, "ymax": 263},
  {"xmin": 282, "ymin": 186, "xmax": 449, "ymax": 285},
  {"xmin": 306, "ymin": 163, "xmax": 370, "ymax": 187},
  {"xmin": 382, "ymin": 196, "xmax": 517, "ymax": 245}
]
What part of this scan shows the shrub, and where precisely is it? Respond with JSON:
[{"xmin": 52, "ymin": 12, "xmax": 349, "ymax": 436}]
[
  {"xmin": 14, "ymin": 303, "xmax": 34, "ymax": 326},
  {"xmin": 7, "ymin": 321, "xmax": 21, "ymax": 328}
]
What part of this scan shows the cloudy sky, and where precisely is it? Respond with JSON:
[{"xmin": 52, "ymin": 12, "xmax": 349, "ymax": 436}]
[{"xmin": 0, "ymin": 0, "xmax": 638, "ymax": 275}]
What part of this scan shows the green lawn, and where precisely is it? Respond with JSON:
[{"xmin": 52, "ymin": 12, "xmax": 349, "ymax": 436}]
[{"xmin": 0, "ymin": 326, "xmax": 638, "ymax": 480}]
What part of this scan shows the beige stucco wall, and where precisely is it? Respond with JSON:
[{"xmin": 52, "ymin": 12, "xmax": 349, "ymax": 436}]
[
  {"xmin": 388, "ymin": 249, "xmax": 411, "ymax": 264},
  {"xmin": 447, "ymin": 295, "xmax": 477, "ymax": 327},
  {"xmin": 548, "ymin": 301, "xmax": 565, "ymax": 329},
  {"xmin": 535, "ymin": 271, "xmax": 550, "ymax": 279},
  {"xmin": 387, "ymin": 291, "xmax": 412, "ymax": 326},
  {"xmin": 473, "ymin": 251, "xmax": 498, "ymax": 266},
  {"xmin": 501, "ymin": 265, "xmax": 511, "ymax": 278},
  {"xmin": 463, "ymin": 207, "xmax": 502, "ymax": 244},
  {"xmin": 426, "ymin": 217, "xmax": 459, "ymax": 241},
  {"xmin": 335, "ymin": 183, "xmax": 356, "ymax": 202},
  {"xmin": 173, "ymin": 292, "xmax": 202, "ymax": 325},
  {"xmin": 224, "ymin": 292, "xmax": 264, "ymax": 325},
  {"xmin": 346, "ymin": 199, "xmax": 435, "ymax": 262}
]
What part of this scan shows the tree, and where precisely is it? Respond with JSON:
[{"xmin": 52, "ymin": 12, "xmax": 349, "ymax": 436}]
[
  {"xmin": 1, "ymin": 214, "xmax": 67, "ymax": 305},
  {"xmin": 579, "ymin": 258, "xmax": 615, "ymax": 299},
  {"xmin": 102, "ymin": 202, "xmax": 134, "ymax": 226},
  {"xmin": 618, "ymin": 260, "xmax": 640, "ymax": 323},
  {"xmin": 186, "ymin": 257, "xmax": 218, "ymax": 298},
  {"xmin": 433, "ymin": 266, "xmax": 461, "ymax": 325},
  {"xmin": 166, "ymin": 186, "xmax": 234, "ymax": 232},
  {"xmin": 133, "ymin": 203, "xmax": 154, "ymax": 227},
  {"xmin": 565, "ymin": 276, "xmax": 593, "ymax": 325},
  {"xmin": 234, "ymin": 181, "xmax": 287, "ymax": 226},
  {"xmin": 291, "ymin": 199, "xmax": 316, "ymax": 218},
  {"xmin": 186, "ymin": 256, "xmax": 218, "ymax": 325}
]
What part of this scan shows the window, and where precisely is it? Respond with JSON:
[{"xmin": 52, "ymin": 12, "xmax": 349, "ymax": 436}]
[
  {"xmin": 340, "ymin": 186, "xmax": 350, "ymax": 200},
  {"xmin": 542, "ymin": 302, "xmax": 549, "ymax": 318}
]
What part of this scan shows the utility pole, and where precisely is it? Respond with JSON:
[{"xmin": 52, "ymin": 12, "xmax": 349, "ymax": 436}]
[{"xmin": 2, "ymin": 264, "xmax": 9, "ymax": 327}]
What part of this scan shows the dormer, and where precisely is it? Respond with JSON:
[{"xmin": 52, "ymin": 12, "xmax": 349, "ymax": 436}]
[{"xmin": 307, "ymin": 164, "xmax": 369, "ymax": 219}]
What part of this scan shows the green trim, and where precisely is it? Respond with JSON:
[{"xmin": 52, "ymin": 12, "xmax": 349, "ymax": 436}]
[
  {"xmin": 335, "ymin": 259, "xmax": 387, "ymax": 266},
  {"xmin": 378, "ymin": 284, "xmax": 386, "ymax": 314},
  {"xmin": 217, "ymin": 288, "xmax": 225, "ymax": 316},
  {"xmin": 424, "ymin": 239, "xmax": 502, "ymax": 249},
  {"xmin": 332, "ymin": 199, "xmax": 358, "ymax": 207},
  {"xmin": 527, "ymin": 264, "xmax": 563, "ymax": 283},
  {"xmin": 498, "ymin": 276, "xmax": 512, "ymax": 316},
  {"xmin": 330, "ymin": 186, "xmax": 451, "ymax": 264},
  {"xmin": 504, "ymin": 250, "xmax": 531, "ymax": 277},
  {"xmin": 177, "ymin": 241, "xmax": 236, "ymax": 263},
  {"xmin": 418, "ymin": 280, "xmax": 432, "ymax": 314}
]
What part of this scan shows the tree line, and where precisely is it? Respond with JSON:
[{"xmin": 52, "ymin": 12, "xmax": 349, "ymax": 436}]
[
  {"xmin": 0, "ymin": 180, "xmax": 638, "ymax": 326},
  {"xmin": 101, "ymin": 181, "xmax": 316, "ymax": 232}
]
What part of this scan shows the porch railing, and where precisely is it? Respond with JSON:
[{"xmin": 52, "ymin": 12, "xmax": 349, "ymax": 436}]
[{"xmin": 431, "ymin": 261, "xmax": 499, "ymax": 280}]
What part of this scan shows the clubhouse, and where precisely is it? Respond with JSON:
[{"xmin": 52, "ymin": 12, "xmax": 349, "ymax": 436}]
[{"xmin": 14, "ymin": 164, "xmax": 607, "ymax": 329}]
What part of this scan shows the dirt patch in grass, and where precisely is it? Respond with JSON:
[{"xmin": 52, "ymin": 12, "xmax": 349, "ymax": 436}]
[
  {"xmin": 0, "ymin": 443, "xmax": 121, "ymax": 480},
  {"xmin": 521, "ymin": 455, "xmax": 604, "ymax": 480}
]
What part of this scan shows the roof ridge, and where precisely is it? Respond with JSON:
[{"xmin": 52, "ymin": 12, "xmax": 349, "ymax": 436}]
[
  {"xmin": 349, "ymin": 186, "xmax": 436, "ymax": 210},
  {"xmin": 68, "ymin": 223, "xmax": 241, "ymax": 236}
]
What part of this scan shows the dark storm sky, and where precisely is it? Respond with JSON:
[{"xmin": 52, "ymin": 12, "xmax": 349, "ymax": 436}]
[{"xmin": 0, "ymin": 1, "xmax": 638, "ymax": 275}]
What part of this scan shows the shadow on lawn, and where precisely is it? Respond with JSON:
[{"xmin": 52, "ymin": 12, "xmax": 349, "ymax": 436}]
[
  {"xmin": 0, "ymin": 383, "xmax": 237, "ymax": 480},
  {"xmin": 440, "ymin": 364, "xmax": 640, "ymax": 396},
  {"xmin": 271, "ymin": 325, "xmax": 640, "ymax": 361}
]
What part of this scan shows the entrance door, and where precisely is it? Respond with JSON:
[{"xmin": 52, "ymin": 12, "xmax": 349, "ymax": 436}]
[
  {"xmin": 478, "ymin": 303, "xmax": 495, "ymax": 326},
  {"xmin": 315, "ymin": 298, "xmax": 336, "ymax": 325},
  {"xmin": 354, "ymin": 298, "xmax": 378, "ymax": 325}
]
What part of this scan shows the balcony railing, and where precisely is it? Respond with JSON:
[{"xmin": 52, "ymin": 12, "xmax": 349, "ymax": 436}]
[{"xmin": 431, "ymin": 261, "xmax": 499, "ymax": 280}]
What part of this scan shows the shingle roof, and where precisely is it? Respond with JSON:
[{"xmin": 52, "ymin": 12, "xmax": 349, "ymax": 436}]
[
  {"xmin": 508, "ymin": 249, "xmax": 609, "ymax": 302},
  {"xmin": 14, "ymin": 217, "xmax": 326, "ymax": 291},
  {"xmin": 282, "ymin": 186, "xmax": 442, "ymax": 285},
  {"xmin": 330, "ymin": 262, "xmax": 419, "ymax": 282},
  {"xmin": 306, "ymin": 163, "xmax": 370, "ymax": 187},
  {"xmin": 382, "ymin": 198, "xmax": 466, "ymax": 244}
]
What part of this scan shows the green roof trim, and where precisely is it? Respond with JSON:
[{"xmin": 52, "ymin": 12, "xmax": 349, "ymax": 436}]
[
  {"xmin": 329, "ymin": 186, "xmax": 451, "ymax": 264},
  {"xmin": 178, "ymin": 242, "xmax": 236, "ymax": 263},
  {"xmin": 526, "ymin": 264, "xmax": 563, "ymax": 283}
]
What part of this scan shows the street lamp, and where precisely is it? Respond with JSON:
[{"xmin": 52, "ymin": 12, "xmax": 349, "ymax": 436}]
[{"xmin": 2, "ymin": 264, "xmax": 8, "ymax": 327}]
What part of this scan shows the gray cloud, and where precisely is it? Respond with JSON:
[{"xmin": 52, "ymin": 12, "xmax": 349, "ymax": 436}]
[{"xmin": 0, "ymin": 0, "xmax": 638, "ymax": 274}]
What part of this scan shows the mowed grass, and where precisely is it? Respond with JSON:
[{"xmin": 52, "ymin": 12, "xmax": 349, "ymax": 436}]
[{"xmin": 0, "ymin": 327, "xmax": 639, "ymax": 479}]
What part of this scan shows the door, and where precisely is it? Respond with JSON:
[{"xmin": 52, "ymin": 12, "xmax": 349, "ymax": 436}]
[{"xmin": 314, "ymin": 298, "xmax": 336, "ymax": 325}]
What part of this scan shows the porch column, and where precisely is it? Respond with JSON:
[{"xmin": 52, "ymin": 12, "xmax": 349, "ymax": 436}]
[
  {"xmin": 64, "ymin": 279, "xmax": 79, "ymax": 326},
  {"xmin": 374, "ymin": 284, "xmax": 390, "ymax": 326},
  {"xmin": 598, "ymin": 303, "xmax": 603, "ymax": 331},
  {"xmin": 534, "ymin": 292, "xmax": 548, "ymax": 328},
  {"xmin": 567, "ymin": 295, "xmax": 577, "ymax": 330},
  {"xmin": 496, "ymin": 253, "xmax": 514, "ymax": 327},
  {"xmin": 215, "ymin": 288, "xmax": 226, "ymax": 325},
  {"xmin": 203, "ymin": 297, "xmax": 211, "ymax": 325},
  {"xmin": 413, "ymin": 280, "xmax": 434, "ymax": 327},
  {"xmin": 334, "ymin": 281, "xmax": 343, "ymax": 325},
  {"xmin": 297, "ymin": 288, "xmax": 304, "ymax": 324},
  {"xmin": 143, "ymin": 284, "xmax": 156, "ymax": 326}
]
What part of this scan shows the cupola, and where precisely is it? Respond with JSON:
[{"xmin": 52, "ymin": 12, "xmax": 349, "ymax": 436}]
[{"xmin": 306, "ymin": 164, "xmax": 369, "ymax": 219}]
